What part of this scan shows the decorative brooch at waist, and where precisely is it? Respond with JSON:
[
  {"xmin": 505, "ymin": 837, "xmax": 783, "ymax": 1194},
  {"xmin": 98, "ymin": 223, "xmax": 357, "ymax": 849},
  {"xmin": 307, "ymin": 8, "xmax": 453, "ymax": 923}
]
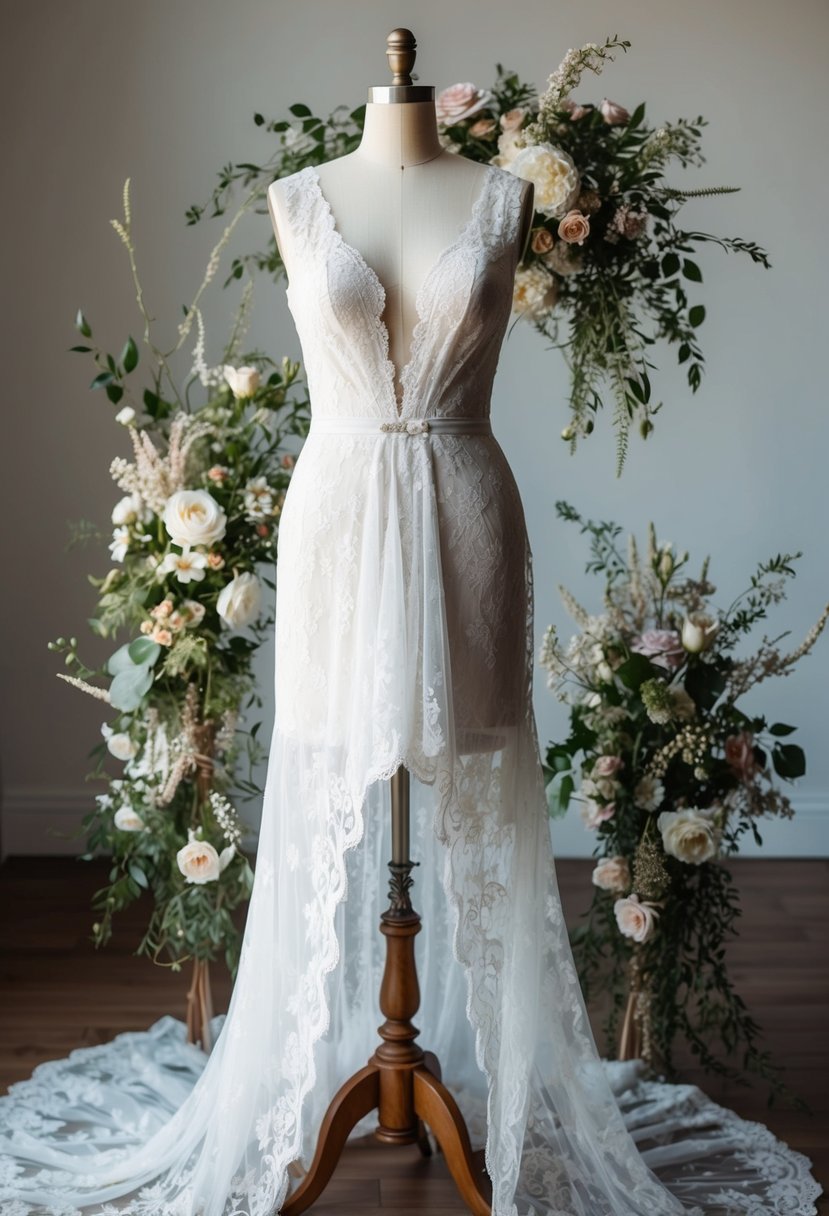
[{"xmin": 379, "ymin": 419, "xmax": 430, "ymax": 435}]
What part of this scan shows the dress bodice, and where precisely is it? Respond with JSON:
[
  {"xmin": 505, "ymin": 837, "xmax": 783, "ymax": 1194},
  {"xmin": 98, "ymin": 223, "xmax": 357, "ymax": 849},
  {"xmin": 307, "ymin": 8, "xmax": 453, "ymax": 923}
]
[{"xmin": 276, "ymin": 163, "xmax": 526, "ymax": 422}]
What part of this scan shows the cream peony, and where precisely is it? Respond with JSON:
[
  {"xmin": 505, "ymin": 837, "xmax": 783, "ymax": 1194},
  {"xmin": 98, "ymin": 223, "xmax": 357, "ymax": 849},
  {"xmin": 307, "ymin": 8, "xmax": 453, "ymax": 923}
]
[
  {"xmin": 657, "ymin": 807, "xmax": 721, "ymax": 865},
  {"xmin": 614, "ymin": 893, "xmax": 660, "ymax": 942},
  {"xmin": 592, "ymin": 855, "xmax": 630, "ymax": 892},
  {"xmin": 163, "ymin": 489, "xmax": 227, "ymax": 551},
  {"xmin": 115, "ymin": 405, "xmax": 136, "ymax": 425},
  {"xmin": 506, "ymin": 142, "xmax": 581, "ymax": 219},
  {"xmin": 217, "ymin": 571, "xmax": 262, "ymax": 629},
  {"xmin": 114, "ymin": 806, "xmax": 145, "ymax": 831},
  {"xmin": 512, "ymin": 264, "xmax": 558, "ymax": 320},
  {"xmin": 435, "ymin": 82, "xmax": 493, "ymax": 125},
  {"xmin": 223, "ymin": 365, "xmax": 260, "ymax": 399}
]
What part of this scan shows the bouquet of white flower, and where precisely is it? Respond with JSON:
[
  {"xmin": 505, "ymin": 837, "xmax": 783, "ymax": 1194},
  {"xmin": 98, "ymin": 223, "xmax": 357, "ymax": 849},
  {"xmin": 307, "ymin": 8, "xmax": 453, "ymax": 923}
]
[
  {"xmin": 539, "ymin": 501, "xmax": 828, "ymax": 1104},
  {"xmin": 50, "ymin": 179, "xmax": 310, "ymax": 1046}
]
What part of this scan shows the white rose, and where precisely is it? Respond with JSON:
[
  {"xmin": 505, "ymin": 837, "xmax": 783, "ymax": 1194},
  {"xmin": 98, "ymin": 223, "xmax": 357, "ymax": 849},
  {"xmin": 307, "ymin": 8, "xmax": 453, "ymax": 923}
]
[
  {"xmin": 114, "ymin": 806, "xmax": 145, "ymax": 831},
  {"xmin": 177, "ymin": 835, "xmax": 221, "ymax": 884},
  {"xmin": 614, "ymin": 893, "xmax": 660, "ymax": 942},
  {"xmin": 681, "ymin": 613, "xmax": 719, "ymax": 654},
  {"xmin": 657, "ymin": 807, "xmax": 721, "ymax": 865},
  {"xmin": 592, "ymin": 855, "xmax": 630, "ymax": 892},
  {"xmin": 506, "ymin": 142, "xmax": 581, "ymax": 218},
  {"xmin": 115, "ymin": 405, "xmax": 136, "ymax": 425},
  {"xmin": 163, "ymin": 489, "xmax": 227, "ymax": 550},
  {"xmin": 512, "ymin": 264, "xmax": 558, "ymax": 320},
  {"xmin": 217, "ymin": 571, "xmax": 262, "ymax": 629},
  {"xmin": 107, "ymin": 732, "xmax": 138, "ymax": 761},
  {"xmin": 223, "ymin": 364, "xmax": 260, "ymax": 399}
]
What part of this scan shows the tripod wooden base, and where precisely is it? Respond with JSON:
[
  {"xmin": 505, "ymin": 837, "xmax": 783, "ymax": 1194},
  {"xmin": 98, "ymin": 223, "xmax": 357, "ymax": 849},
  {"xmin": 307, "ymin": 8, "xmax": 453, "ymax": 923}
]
[{"xmin": 280, "ymin": 767, "xmax": 491, "ymax": 1216}]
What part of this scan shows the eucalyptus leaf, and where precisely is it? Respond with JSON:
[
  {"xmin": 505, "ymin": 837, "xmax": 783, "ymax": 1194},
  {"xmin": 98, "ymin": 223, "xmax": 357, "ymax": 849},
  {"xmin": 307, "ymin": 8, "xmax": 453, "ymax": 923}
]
[{"xmin": 109, "ymin": 664, "xmax": 154, "ymax": 711}]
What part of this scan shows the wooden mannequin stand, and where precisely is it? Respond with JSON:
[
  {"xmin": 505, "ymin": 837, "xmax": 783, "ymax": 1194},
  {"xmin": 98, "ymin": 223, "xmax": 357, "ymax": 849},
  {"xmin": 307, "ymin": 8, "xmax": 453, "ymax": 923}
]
[{"xmin": 280, "ymin": 763, "xmax": 491, "ymax": 1215}]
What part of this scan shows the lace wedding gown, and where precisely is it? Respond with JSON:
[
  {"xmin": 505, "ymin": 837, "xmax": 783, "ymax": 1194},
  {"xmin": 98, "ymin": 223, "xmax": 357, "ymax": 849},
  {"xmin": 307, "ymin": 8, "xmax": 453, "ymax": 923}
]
[{"xmin": 0, "ymin": 161, "xmax": 822, "ymax": 1216}]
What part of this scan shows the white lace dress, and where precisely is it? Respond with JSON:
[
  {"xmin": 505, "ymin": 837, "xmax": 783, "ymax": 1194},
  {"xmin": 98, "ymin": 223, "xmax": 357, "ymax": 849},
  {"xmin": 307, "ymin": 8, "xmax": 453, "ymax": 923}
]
[{"xmin": 0, "ymin": 161, "xmax": 822, "ymax": 1216}]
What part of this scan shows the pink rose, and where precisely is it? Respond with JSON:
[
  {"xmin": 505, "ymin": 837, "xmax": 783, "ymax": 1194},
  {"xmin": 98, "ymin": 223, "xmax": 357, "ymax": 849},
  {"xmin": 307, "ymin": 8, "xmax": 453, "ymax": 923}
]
[
  {"xmin": 592, "ymin": 855, "xmax": 631, "ymax": 893},
  {"xmin": 580, "ymin": 799, "xmax": 616, "ymax": 830},
  {"xmin": 631, "ymin": 629, "xmax": 685, "ymax": 671},
  {"xmin": 435, "ymin": 83, "xmax": 492, "ymax": 125},
  {"xmin": 500, "ymin": 107, "xmax": 526, "ymax": 132},
  {"xmin": 600, "ymin": 97, "xmax": 630, "ymax": 125},
  {"xmin": 560, "ymin": 98, "xmax": 593, "ymax": 121},
  {"xmin": 725, "ymin": 731, "xmax": 758, "ymax": 780},
  {"xmin": 594, "ymin": 755, "xmax": 624, "ymax": 778},
  {"xmin": 614, "ymin": 893, "xmax": 660, "ymax": 942}
]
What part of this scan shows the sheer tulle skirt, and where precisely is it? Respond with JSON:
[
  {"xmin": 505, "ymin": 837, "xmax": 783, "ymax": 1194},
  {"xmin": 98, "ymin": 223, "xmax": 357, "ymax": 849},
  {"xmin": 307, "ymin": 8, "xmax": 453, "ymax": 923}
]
[{"xmin": 0, "ymin": 435, "xmax": 821, "ymax": 1215}]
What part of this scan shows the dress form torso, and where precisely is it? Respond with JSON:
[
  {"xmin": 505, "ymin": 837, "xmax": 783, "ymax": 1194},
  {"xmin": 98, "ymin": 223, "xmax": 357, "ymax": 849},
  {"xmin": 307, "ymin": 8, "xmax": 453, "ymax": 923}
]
[{"xmin": 268, "ymin": 100, "xmax": 534, "ymax": 410}]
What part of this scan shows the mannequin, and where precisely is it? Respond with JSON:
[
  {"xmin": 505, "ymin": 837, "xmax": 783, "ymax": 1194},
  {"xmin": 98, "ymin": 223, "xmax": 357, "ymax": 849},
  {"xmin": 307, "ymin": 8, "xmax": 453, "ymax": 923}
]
[{"xmin": 268, "ymin": 46, "xmax": 534, "ymax": 413}]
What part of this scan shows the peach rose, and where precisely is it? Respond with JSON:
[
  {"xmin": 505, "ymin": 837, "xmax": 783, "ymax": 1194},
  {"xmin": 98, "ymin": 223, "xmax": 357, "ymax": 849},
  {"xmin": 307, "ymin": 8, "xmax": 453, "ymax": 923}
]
[
  {"xmin": 557, "ymin": 210, "xmax": 591, "ymax": 246},
  {"xmin": 561, "ymin": 98, "xmax": 593, "ymax": 121},
  {"xmin": 614, "ymin": 893, "xmax": 660, "ymax": 942},
  {"xmin": 469, "ymin": 117, "xmax": 497, "ymax": 139},
  {"xmin": 500, "ymin": 107, "xmax": 526, "ymax": 132},
  {"xmin": 600, "ymin": 98, "xmax": 630, "ymax": 125},
  {"xmin": 530, "ymin": 228, "xmax": 555, "ymax": 255},
  {"xmin": 592, "ymin": 855, "xmax": 631, "ymax": 893}
]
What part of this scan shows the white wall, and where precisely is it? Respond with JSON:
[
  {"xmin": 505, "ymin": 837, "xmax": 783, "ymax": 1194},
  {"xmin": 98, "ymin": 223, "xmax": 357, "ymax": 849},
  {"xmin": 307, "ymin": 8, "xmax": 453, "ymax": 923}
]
[{"xmin": 2, "ymin": 0, "xmax": 827, "ymax": 857}]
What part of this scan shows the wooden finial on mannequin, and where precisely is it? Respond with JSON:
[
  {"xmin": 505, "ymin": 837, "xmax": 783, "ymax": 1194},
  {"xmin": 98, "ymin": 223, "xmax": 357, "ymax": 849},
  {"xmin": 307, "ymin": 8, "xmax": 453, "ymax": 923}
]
[
  {"xmin": 368, "ymin": 28, "xmax": 432, "ymax": 104},
  {"xmin": 386, "ymin": 27, "xmax": 417, "ymax": 86}
]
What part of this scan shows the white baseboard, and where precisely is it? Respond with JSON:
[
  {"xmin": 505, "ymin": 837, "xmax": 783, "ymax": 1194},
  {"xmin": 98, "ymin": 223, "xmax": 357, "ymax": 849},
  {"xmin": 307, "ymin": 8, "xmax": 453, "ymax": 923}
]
[{"xmin": 3, "ymin": 787, "xmax": 828, "ymax": 862}]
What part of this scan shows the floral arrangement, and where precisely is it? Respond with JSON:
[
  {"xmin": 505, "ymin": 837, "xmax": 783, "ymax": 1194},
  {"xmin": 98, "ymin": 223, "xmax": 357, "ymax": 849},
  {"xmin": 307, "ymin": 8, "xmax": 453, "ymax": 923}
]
[
  {"xmin": 50, "ymin": 179, "xmax": 310, "ymax": 1037},
  {"xmin": 189, "ymin": 34, "xmax": 769, "ymax": 474},
  {"xmin": 538, "ymin": 501, "xmax": 827, "ymax": 1103}
]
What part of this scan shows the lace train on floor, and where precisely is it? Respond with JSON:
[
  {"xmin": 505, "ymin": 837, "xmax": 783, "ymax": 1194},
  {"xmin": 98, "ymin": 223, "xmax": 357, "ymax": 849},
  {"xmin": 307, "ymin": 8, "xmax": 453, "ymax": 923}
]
[{"xmin": 0, "ymin": 1015, "xmax": 820, "ymax": 1216}]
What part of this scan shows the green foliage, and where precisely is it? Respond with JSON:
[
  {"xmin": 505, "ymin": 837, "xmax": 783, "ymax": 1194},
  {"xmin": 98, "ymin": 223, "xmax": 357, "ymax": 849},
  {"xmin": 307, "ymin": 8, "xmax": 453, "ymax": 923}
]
[
  {"xmin": 55, "ymin": 177, "xmax": 312, "ymax": 982},
  {"xmin": 540, "ymin": 503, "xmax": 827, "ymax": 1108}
]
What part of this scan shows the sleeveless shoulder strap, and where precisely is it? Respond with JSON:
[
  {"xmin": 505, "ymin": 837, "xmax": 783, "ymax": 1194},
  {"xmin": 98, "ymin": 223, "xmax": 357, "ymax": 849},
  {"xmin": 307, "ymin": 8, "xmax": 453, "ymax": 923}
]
[
  {"xmin": 269, "ymin": 168, "xmax": 323, "ymax": 284},
  {"xmin": 482, "ymin": 167, "xmax": 528, "ymax": 264}
]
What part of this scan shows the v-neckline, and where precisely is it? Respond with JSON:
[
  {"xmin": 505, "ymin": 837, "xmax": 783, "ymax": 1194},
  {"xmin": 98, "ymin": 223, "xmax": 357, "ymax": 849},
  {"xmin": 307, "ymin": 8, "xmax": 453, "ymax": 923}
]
[{"xmin": 303, "ymin": 162, "xmax": 494, "ymax": 419}]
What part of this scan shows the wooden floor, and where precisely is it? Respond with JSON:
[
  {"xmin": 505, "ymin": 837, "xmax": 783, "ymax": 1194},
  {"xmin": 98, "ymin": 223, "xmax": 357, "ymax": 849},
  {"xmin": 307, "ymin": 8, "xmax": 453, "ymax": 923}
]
[{"xmin": 1, "ymin": 855, "xmax": 826, "ymax": 1213}]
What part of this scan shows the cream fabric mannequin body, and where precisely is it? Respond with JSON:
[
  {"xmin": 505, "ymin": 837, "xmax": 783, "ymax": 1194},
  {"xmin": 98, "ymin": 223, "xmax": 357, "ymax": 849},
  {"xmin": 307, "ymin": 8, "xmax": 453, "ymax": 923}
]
[{"xmin": 268, "ymin": 100, "xmax": 534, "ymax": 415}]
